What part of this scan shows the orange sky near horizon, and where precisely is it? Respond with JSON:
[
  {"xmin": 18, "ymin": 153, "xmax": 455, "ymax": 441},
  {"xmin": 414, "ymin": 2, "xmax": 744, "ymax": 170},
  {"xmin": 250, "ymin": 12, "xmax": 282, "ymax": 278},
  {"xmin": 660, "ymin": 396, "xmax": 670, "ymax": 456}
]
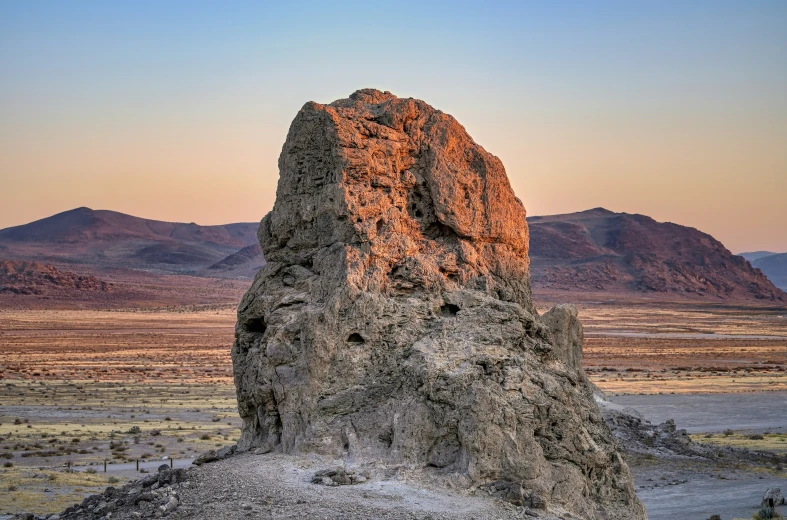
[{"xmin": 1, "ymin": 2, "xmax": 785, "ymax": 253}]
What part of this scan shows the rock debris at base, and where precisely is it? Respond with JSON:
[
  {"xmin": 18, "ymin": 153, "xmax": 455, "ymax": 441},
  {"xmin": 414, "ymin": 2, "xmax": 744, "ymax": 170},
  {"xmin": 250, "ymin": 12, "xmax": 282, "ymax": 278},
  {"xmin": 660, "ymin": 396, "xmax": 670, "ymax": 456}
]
[{"xmin": 30, "ymin": 452, "xmax": 575, "ymax": 520}]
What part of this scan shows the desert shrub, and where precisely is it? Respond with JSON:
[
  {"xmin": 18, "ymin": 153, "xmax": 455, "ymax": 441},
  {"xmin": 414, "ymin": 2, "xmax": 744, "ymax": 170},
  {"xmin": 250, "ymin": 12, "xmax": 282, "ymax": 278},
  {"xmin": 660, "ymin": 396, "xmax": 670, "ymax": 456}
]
[
  {"xmin": 753, "ymin": 506, "xmax": 782, "ymax": 519},
  {"xmin": 749, "ymin": 434, "xmax": 765, "ymax": 440},
  {"xmin": 3, "ymin": 462, "xmax": 12, "ymax": 467},
  {"xmin": 199, "ymin": 433, "xmax": 211, "ymax": 441},
  {"xmin": 85, "ymin": 468, "xmax": 97, "ymax": 474},
  {"xmin": 108, "ymin": 476, "xmax": 119, "ymax": 484},
  {"xmin": 127, "ymin": 426, "xmax": 141, "ymax": 434},
  {"xmin": 724, "ymin": 429, "xmax": 734, "ymax": 436},
  {"xmin": 150, "ymin": 429, "xmax": 161, "ymax": 436}
]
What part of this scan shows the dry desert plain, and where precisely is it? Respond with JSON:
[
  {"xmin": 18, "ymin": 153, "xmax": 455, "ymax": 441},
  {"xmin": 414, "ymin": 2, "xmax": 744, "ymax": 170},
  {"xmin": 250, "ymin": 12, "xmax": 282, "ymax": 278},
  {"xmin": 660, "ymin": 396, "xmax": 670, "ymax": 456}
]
[{"xmin": 1, "ymin": 296, "xmax": 786, "ymax": 518}]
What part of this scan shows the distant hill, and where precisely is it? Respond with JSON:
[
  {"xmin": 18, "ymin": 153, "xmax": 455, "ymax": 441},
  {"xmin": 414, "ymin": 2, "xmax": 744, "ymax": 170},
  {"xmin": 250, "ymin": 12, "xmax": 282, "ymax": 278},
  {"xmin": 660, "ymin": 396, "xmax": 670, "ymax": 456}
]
[
  {"xmin": 752, "ymin": 253, "xmax": 787, "ymax": 291},
  {"xmin": 203, "ymin": 243, "xmax": 265, "ymax": 278},
  {"xmin": 527, "ymin": 208, "xmax": 785, "ymax": 302},
  {"xmin": 739, "ymin": 251, "xmax": 779, "ymax": 262},
  {"xmin": 0, "ymin": 208, "xmax": 259, "ymax": 275},
  {"xmin": 0, "ymin": 260, "xmax": 111, "ymax": 295},
  {"xmin": 1, "ymin": 207, "xmax": 783, "ymax": 303}
]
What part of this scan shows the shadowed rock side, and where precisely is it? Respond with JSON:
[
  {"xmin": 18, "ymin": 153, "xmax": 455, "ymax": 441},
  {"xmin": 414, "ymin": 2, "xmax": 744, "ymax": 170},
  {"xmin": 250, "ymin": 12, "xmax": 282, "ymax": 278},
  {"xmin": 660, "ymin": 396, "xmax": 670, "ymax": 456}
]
[{"xmin": 233, "ymin": 89, "xmax": 646, "ymax": 520}]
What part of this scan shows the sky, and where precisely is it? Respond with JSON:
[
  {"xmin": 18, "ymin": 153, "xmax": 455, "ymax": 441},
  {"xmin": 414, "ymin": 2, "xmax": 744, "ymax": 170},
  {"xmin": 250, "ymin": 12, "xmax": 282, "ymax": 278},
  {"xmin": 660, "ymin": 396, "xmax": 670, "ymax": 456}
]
[{"xmin": 1, "ymin": 1, "xmax": 786, "ymax": 253}]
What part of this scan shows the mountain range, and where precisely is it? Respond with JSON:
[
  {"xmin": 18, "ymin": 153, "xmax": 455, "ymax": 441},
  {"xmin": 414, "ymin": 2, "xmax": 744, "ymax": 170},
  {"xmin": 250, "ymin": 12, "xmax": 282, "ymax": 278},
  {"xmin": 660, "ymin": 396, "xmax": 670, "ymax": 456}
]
[
  {"xmin": 0, "ymin": 206, "xmax": 784, "ymax": 303},
  {"xmin": 0, "ymin": 207, "xmax": 262, "ymax": 276},
  {"xmin": 740, "ymin": 251, "xmax": 787, "ymax": 292},
  {"xmin": 528, "ymin": 208, "xmax": 784, "ymax": 301}
]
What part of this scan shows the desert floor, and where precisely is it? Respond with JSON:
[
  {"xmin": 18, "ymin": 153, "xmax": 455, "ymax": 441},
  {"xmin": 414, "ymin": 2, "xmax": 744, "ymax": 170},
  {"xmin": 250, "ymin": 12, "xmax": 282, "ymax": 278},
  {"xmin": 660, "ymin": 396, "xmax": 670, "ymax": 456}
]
[{"xmin": 1, "ymin": 300, "xmax": 786, "ymax": 517}]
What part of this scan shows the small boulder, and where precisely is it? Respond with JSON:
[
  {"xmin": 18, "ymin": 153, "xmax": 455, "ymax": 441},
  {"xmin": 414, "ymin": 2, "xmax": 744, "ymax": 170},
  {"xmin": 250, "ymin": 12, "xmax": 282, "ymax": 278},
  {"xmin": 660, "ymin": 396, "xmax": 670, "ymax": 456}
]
[
  {"xmin": 763, "ymin": 488, "xmax": 784, "ymax": 508},
  {"xmin": 192, "ymin": 450, "xmax": 219, "ymax": 466},
  {"xmin": 216, "ymin": 444, "xmax": 236, "ymax": 460},
  {"xmin": 161, "ymin": 495, "xmax": 178, "ymax": 513}
]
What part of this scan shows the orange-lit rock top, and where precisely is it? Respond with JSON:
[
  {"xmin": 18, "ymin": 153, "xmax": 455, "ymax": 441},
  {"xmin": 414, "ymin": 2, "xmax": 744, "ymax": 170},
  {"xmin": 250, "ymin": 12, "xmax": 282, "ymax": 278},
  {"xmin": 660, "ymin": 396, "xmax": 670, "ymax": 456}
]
[{"xmin": 261, "ymin": 88, "xmax": 533, "ymax": 311}]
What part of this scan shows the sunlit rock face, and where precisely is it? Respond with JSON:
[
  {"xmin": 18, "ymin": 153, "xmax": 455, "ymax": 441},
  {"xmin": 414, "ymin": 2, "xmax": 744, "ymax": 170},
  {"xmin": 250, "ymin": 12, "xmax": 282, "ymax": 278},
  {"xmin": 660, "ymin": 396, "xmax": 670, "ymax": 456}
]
[{"xmin": 233, "ymin": 89, "xmax": 646, "ymax": 520}]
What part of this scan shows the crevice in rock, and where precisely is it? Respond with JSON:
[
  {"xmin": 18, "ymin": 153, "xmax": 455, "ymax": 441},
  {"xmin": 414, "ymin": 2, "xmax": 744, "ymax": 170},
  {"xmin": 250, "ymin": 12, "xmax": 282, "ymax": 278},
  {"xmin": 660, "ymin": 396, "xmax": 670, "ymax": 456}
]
[
  {"xmin": 347, "ymin": 333, "xmax": 365, "ymax": 344},
  {"xmin": 439, "ymin": 303, "xmax": 460, "ymax": 317},
  {"xmin": 244, "ymin": 316, "xmax": 267, "ymax": 334}
]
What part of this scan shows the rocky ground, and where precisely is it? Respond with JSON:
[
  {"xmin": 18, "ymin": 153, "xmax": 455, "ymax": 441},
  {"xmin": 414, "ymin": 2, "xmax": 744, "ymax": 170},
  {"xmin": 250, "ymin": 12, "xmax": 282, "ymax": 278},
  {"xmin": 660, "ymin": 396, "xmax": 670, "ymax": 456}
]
[
  {"xmin": 12, "ymin": 394, "xmax": 786, "ymax": 520},
  {"xmin": 18, "ymin": 451, "xmax": 571, "ymax": 520}
]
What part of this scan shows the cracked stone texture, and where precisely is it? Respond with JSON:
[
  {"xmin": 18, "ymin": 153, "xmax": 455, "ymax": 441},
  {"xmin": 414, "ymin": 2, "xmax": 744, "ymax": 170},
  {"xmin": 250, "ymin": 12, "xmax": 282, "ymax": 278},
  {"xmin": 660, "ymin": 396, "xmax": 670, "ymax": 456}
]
[{"xmin": 232, "ymin": 89, "xmax": 646, "ymax": 520}]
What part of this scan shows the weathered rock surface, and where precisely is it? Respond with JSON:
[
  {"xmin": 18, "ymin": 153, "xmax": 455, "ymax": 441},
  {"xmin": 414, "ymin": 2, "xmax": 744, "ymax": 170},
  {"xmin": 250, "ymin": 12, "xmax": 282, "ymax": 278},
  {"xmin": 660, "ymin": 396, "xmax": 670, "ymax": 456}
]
[{"xmin": 232, "ymin": 89, "xmax": 646, "ymax": 519}]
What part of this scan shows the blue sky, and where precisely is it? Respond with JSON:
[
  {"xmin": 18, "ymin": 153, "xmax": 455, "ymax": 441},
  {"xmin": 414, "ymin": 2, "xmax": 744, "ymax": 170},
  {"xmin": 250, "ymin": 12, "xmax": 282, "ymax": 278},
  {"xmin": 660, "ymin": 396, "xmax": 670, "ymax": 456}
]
[{"xmin": 1, "ymin": 1, "xmax": 786, "ymax": 251}]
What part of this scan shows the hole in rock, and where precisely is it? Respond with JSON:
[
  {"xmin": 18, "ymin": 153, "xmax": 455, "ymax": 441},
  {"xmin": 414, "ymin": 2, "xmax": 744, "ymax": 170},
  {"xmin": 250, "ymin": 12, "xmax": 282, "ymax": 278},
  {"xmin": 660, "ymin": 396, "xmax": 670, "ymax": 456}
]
[
  {"xmin": 440, "ymin": 304, "xmax": 460, "ymax": 317},
  {"xmin": 415, "ymin": 209, "xmax": 424, "ymax": 218},
  {"xmin": 244, "ymin": 317, "xmax": 267, "ymax": 334},
  {"xmin": 376, "ymin": 219, "xmax": 384, "ymax": 234},
  {"xmin": 347, "ymin": 333, "xmax": 365, "ymax": 344}
]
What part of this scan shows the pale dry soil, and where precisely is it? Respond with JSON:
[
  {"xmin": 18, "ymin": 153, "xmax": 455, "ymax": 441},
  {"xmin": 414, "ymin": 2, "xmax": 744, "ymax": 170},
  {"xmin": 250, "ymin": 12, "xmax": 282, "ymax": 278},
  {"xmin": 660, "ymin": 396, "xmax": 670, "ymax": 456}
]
[
  {"xmin": 0, "ymin": 307, "xmax": 241, "ymax": 516},
  {"xmin": 570, "ymin": 302, "xmax": 787, "ymax": 395},
  {"xmin": 629, "ymin": 455, "xmax": 787, "ymax": 520},
  {"xmin": 1, "ymin": 302, "xmax": 786, "ymax": 517},
  {"xmin": 164, "ymin": 452, "xmax": 542, "ymax": 520}
]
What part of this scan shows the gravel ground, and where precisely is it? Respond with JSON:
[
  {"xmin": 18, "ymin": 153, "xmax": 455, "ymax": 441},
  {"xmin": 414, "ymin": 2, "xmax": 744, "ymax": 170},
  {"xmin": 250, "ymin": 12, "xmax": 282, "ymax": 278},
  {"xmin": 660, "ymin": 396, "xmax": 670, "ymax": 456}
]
[
  {"xmin": 176, "ymin": 453, "xmax": 541, "ymax": 520},
  {"xmin": 46, "ymin": 452, "xmax": 562, "ymax": 520}
]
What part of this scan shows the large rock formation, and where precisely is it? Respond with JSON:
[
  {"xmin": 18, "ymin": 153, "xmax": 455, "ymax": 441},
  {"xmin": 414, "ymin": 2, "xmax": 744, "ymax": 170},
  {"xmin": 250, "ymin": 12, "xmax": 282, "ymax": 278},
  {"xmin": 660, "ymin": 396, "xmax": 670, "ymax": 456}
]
[{"xmin": 233, "ymin": 89, "xmax": 646, "ymax": 519}]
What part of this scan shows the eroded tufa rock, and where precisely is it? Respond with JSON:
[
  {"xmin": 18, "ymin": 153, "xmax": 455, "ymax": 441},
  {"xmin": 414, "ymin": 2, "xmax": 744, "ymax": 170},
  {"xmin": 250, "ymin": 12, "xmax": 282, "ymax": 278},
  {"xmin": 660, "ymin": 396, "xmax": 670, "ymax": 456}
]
[{"xmin": 232, "ymin": 89, "xmax": 646, "ymax": 520}]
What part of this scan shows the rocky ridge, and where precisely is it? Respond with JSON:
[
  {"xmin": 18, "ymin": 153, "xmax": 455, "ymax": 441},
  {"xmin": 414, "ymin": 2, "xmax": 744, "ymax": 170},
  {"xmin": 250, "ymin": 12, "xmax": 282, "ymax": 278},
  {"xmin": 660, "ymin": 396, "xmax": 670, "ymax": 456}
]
[
  {"xmin": 0, "ymin": 208, "xmax": 259, "ymax": 276},
  {"xmin": 528, "ymin": 208, "xmax": 786, "ymax": 301},
  {"xmin": 0, "ymin": 260, "xmax": 111, "ymax": 295},
  {"xmin": 232, "ymin": 89, "xmax": 645, "ymax": 519}
]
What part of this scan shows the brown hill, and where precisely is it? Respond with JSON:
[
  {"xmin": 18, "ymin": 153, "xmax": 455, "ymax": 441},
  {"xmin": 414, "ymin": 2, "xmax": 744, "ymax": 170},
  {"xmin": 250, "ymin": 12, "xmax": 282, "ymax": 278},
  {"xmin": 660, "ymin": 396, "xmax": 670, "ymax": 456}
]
[
  {"xmin": 2, "ymin": 207, "xmax": 782, "ymax": 304},
  {"xmin": 0, "ymin": 207, "xmax": 259, "ymax": 274},
  {"xmin": 528, "ymin": 208, "xmax": 785, "ymax": 302},
  {"xmin": 0, "ymin": 260, "xmax": 111, "ymax": 295}
]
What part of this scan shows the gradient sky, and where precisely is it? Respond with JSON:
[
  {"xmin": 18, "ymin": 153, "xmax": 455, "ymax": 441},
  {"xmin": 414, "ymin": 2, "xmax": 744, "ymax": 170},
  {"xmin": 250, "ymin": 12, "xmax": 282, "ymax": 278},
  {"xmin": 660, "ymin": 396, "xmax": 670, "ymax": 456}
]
[{"xmin": 1, "ymin": 1, "xmax": 786, "ymax": 253}]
